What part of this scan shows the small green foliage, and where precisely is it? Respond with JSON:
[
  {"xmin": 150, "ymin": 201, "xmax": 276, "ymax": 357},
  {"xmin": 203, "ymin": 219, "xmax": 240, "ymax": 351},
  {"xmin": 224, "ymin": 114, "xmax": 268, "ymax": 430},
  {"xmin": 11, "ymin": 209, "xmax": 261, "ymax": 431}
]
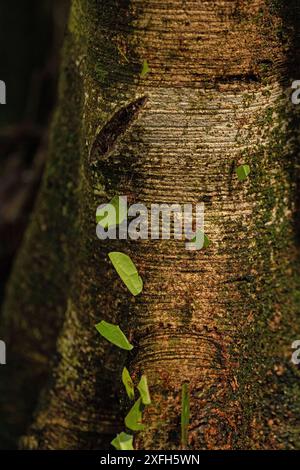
[
  {"xmin": 95, "ymin": 320, "xmax": 133, "ymax": 351},
  {"xmin": 236, "ymin": 164, "xmax": 251, "ymax": 181},
  {"xmin": 140, "ymin": 59, "xmax": 150, "ymax": 77},
  {"xmin": 203, "ymin": 233, "xmax": 210, "ymax": 248},
  {"xmin": 94, "ymin": 64, "xmax": 108, "ymax": 82},
  {"xmin": 181, "ymin": 382, "xmax": 190, "ymax": 448},
  {"xmin": 137, "ymin": 375, "xmax": 151, "ymax": 405},
  {"xmin": 96, "ymin": 195, "xmax": 127, "ymax": 228},
  {"xmin": 111, "ymin": 432, "xmax": 134, "ymax": 450},
  {"xmin": 122, "ymin": 367, "xmax": 135, "ymax": 401},
  {"xmin": 125, "ymin": 397, "xmax": 145, "ymax": 431},
  {"xmin": 190, "ymin": 230, "xmax": 210, "ymax": 250},
  {"xmin": 109, "ymin": 252, "xmax": 143, "ymax": 296}
]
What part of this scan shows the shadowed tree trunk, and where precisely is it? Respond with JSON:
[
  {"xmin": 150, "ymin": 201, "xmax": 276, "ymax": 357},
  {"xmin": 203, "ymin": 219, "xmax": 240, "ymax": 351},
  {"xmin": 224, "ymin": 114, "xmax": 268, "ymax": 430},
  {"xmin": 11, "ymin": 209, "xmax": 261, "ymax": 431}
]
[
  {"xmin": 1, "ymin": 0, "xmax": 300, "ymax": 450},
  {"xmin": 0, "ymin": 0, "xmax": 70, "ymax": 448},
  {"xmin": 0, "ymin": 0, "xmax": 70, "ymax": 299}
]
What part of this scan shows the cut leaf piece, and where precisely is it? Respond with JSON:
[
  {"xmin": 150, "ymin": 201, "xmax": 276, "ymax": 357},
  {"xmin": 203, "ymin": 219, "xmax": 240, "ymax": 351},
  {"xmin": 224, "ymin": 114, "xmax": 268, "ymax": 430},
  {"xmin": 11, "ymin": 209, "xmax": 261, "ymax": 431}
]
[
  {"xmin": 122, "ymin": 367, "xmax": 135, "ymax": 401},
  {"xmin": 109, "ymin": 252, "xmax": 143, "ymax": 296},
  {"xmin": 125, "ymin": 397, "xmax": 145, "ymax": 431},
  {"xmin": 137, "ymin": 375, "xmax": 151, "ymax": 405},
  {"xmin": 111, "ymin": 432, "xmax": 134, "ymax": 450},
  {"xmin": 140, "ymin": 59, "xmax": 150, "ymax": 77},
  {"xmin": 96, "ymin": 195, "xmax": 127, "ymax": 228},
  {"xmin": 181, "ymin": 382, "xmax": 190, "ymax": 448},
  {"xmin": 189, "ymin": 230, "xmax": 210, "ymax": 250},
  {"xmin": 95, "ymin": 320, "xmax": 133, "ymax": 351},
  {"xmin": 236, "ymin": 164, "xmax": 251, "ymax": 181}
]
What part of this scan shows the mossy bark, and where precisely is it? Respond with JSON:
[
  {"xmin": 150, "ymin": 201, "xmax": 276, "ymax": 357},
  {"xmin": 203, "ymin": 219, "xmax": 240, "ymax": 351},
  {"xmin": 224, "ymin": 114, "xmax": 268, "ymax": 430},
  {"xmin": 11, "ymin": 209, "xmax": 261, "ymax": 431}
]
[{"xmin": 1, "ymin": 0, "xmax": 300, "ymax": 450}]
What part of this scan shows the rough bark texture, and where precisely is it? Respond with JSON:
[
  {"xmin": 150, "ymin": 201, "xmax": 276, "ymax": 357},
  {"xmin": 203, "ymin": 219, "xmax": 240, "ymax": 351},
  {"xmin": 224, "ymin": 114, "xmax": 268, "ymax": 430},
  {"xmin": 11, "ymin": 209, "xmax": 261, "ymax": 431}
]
[{"xmin": 1, "ymin": 0, "xmax": 300, "ymax": 450}]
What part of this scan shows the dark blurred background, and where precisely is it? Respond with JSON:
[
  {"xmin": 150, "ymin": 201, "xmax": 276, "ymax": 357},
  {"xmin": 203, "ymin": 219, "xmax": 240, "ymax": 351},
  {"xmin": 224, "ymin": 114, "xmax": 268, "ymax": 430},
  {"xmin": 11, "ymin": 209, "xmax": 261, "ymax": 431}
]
[{"xmin": 0, "ymin": 0, "xmax": 70, "ymax": 303}]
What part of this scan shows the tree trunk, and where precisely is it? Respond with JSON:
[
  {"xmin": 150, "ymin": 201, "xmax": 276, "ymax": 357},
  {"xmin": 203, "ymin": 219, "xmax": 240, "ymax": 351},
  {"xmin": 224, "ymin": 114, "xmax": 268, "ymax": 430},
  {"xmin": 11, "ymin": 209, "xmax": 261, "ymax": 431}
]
[
  {"xmin": 1, "ymin": 0, "xmax": 300, "ymax": 450},
  {"xmin": 0, "ymin": 0, "xmax": 70, "ymax": 449}
]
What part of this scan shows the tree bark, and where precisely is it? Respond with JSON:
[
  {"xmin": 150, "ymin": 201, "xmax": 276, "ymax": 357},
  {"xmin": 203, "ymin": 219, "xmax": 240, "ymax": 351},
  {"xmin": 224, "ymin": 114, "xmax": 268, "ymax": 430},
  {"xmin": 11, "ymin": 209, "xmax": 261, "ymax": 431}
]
[{"xmin": 1, "ymin": 0, "xmax": 300, "ymax": 450}]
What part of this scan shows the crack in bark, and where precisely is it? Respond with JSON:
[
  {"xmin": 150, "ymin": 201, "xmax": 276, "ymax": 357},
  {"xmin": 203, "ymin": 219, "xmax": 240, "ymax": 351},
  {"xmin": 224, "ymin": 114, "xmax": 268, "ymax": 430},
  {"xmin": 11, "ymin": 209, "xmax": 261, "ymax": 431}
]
[
  {"xmin": 215, "ymin": 73, "xmax": 260, "ymax": 84},
  {"xmin": 89, "ymin": 96, "xmax": 148, "ymax": 167},
  {"xmin": 223, "ymin": 275, "xmax": 255, "ymax": 284}
]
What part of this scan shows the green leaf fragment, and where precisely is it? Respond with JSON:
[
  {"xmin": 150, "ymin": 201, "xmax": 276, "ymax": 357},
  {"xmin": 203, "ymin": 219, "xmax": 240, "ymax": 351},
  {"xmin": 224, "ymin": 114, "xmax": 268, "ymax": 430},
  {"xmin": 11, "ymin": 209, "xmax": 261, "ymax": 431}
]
[
  {"xmin": 122, "ymin": 367, "xmax": 135, "ymax": 401},
  {"xmin": 95, "ymin": 320, "xmax": 133, "ymax": 351},
  {"xmin": 125, "ymin": 397, "xmax": 145, "ymax": 431},
  {"xmin": 140, "ymin": 59, "xmax": 150, "ymax": 77},
  {"xmin": 109, "ymin": 252, "xmax": 143, "ymax": 296},
  {"xmin": 203, "ymin": 234, "xmax": 210, "ymax": 248},
  {"xmin": 96, "ymin": 195, "xmax": 127, "ymax": 228},
  {"xmin": 137, "ymin": 375, "xmax": 151, "ymax": 405},
  {"xmin": 236, "ymin": 164, "xmax": 250, "ymax": 181},
  {"xmin": 111, "ymin": 432, "xmax": 134, "ymax": 450},
  {"xmin": 181, "ymin": 382, "xmax": 190, "ymax": 448},
  {"xmin": 190, "ymin": 230, "xmax": 210, "ymax": 250}
]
